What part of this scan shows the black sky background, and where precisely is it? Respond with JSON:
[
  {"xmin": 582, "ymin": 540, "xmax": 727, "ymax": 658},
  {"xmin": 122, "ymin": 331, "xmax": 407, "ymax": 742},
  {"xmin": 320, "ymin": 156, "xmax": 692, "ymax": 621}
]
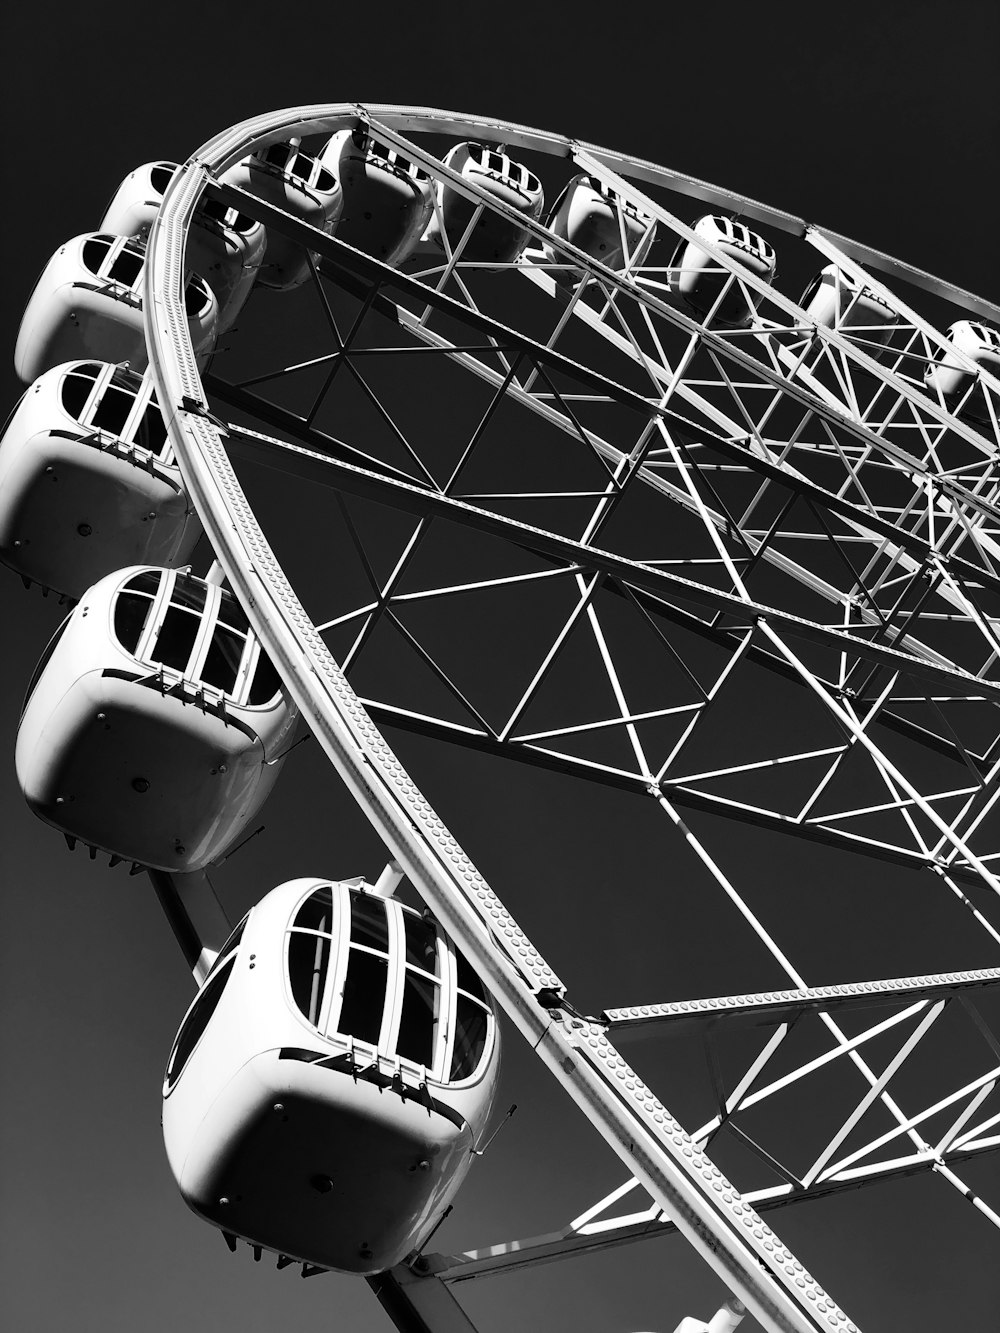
[{"xmin": 2, "ymin": 4, "xmax": 1000, "ymax": 1331}]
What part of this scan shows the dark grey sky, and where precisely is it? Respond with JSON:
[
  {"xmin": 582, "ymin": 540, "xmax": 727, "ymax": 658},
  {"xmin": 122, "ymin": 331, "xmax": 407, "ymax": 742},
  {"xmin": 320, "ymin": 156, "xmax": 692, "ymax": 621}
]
[{"xmin": 2, "ymin": 4, "xmax": 1000, "ymax": 1331}]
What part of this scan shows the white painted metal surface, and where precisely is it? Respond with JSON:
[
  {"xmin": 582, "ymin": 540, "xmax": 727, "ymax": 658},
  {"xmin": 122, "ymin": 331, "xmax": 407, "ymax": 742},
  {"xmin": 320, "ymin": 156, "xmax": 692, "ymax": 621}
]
[
  {"xmin": 222, "ymin": 144, "xmax": 342, "ymax": 289},
  {"xmin": 15, "ymin": 233, "xmax": 217, "ymax": 382},
  {"xmin": 102, "ymin": 162, "xmax": 266, "ymax": 331},
  {"xmin": 543, "ymin": 171, "xmax": 656, "ymax": 282},
  {"xmin": 163, "ymin": 876, "xmax": 500, "ymax": 1272},
  {"xmin": 320, "ymin": 128, "xmax": 432, "ymax": 269},
  {"xmin": 16, "ymin": 564, "xmax": 296, "ymax": 870},
  {"xmin": 0, "ymin": 360, "xmax": 200, "ymax": 595},
  {"xmin": 75, "ymin": 98, "xmax": 995, "ymax": 1332},
  {"xmin": 425, "ymin": 141, "xmax": 544, "ymax": 265}
]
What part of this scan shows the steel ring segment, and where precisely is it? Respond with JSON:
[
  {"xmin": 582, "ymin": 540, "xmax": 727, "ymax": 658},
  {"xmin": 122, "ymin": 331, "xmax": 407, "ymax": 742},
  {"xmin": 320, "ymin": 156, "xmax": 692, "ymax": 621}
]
[{"xmin": 146, "ymin": 105, "xmax": 859, "ymax": 1333}]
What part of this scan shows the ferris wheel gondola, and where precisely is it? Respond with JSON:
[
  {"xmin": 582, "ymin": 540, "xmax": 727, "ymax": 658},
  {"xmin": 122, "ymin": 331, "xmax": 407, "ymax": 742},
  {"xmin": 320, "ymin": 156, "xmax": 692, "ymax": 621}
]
[
  {"xmin": 799, "ymin": 263, "xmax": 899, "ymax": 356},
  {"xmin": 101, "ymin": 164, "xmax": 266, "ymax": 331},
  {"xmin": 0, "ymin": 360, "xmax": 200, "ymax": 597},
  {"xmin": 162, "ymin": 875, "xmax": 500, "ymax": 1273},
  {"xmin": 16, "ymin": 565, "xmax": 296, "ymax": 871},
  {"xmin": 14, "ymin": 232, "xmax": 218, "ymax": 383},
  {"xmin": 424, "ymin": 141, "xmax": 544, "ymax": 264},
  {"xmin": 319, "ymin": 128, "xmax": 434, "ymax": 269},
  {"xmin": 543, "ymin": 172, "xmax": 656, "ymax": 282},
  {"xmin": 670, "ymin": 214, "xmax": 777, "ymax": 327},
  {"xmin": 925, "ymin": 318, "xmax": 1000, "ymax": 422},
  {"xmin": 221, "ymin": 142, "xmax": 343, "ymax": 289}
]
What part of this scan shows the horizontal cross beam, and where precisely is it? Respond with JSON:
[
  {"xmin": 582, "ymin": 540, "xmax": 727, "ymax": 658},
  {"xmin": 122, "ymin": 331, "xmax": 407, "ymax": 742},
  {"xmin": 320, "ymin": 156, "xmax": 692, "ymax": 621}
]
[{"xmin": 604, "ymin": 968, "xmax": 1000, "ymax": 1031}]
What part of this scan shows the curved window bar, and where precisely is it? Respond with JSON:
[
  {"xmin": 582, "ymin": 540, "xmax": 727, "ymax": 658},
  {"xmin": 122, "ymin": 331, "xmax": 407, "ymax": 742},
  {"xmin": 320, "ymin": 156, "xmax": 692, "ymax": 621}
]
[{"xmin": 286, "ymin": 884, "xmax": 493, "ymax": 1085}]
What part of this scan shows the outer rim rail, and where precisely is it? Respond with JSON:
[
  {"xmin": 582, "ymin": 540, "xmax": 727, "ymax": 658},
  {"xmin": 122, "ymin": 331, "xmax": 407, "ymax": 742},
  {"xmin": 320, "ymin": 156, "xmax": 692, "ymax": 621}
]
[{"xmin": 137, "ymin": 101, "xmax": 978, "ymax": 1333}]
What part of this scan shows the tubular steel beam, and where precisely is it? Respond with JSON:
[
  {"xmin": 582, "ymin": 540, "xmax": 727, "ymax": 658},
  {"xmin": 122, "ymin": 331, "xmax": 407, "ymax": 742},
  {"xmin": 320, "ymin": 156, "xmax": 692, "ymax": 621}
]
[
  {"xmin": 366, "ymin": 1261, "xmax": 479, "ymax": 1333},
  {"xmin": 217, "ymin": 423, "xmax": 997, "ymax": 701},
  {"xmin": 604, "ymin": 968, "xmax": 1000, "ymax": 1032},
  {"xmin": 431, "ymin": 1122, "xmax": 1000, "ymax": 1283},
  {"xmin": 222, "ymin": 416, "xmax": 1000, "ymax": 789},
  {"xmin": 146, "ymin": 868, "xmax": 232, "ymax": 983}
]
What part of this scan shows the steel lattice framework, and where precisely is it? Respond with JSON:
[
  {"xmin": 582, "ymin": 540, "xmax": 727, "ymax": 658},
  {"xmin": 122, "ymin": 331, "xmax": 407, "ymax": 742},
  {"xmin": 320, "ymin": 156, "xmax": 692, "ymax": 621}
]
[{"xmin": 143, "ymin": 103, "xmax": 1000, "ymax": 1332}]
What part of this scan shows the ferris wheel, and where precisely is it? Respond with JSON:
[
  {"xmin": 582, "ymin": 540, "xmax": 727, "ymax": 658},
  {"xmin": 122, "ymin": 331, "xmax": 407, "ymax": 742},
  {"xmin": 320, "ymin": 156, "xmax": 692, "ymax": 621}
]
[{"xmin": 5, "ymin": 102, "xmax": 1000, "ymax": 1332}]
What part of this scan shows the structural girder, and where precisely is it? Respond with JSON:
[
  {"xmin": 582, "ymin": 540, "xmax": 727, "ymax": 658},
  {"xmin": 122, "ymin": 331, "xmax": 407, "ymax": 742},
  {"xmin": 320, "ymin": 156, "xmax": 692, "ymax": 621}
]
[{"xmin": 137, "ymin": 103, "xmax": 1000, "ymax": 1333}]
